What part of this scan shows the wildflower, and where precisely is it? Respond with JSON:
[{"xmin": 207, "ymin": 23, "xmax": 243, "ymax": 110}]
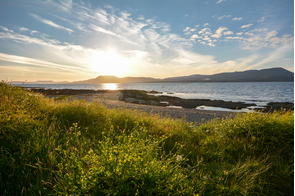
[
  {"xmin": 176, "ymin": 155, "xmax": 183, "ymax": 161},
  {"xmin": 209, "ymin": 178, "xmax": 211, "ymax": 180},
  {"xmin": 206, "ymin": 130, "xmax": 210, "ymax": 133},
  {"xmin": 223, "ymin": 170, "xmax": 228, "ymax": 175}
]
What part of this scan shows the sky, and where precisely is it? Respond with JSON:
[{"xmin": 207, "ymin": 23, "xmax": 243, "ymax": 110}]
[{"xmin": 0, "ymin": 0, "xmax": 294, "ymax": 82}]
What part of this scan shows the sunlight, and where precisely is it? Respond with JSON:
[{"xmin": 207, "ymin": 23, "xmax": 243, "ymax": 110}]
[
  {"xmin": 102, "ymin": 83, "xmax": 118, "ymax": 90},
  {"xmin": 91, "ymin": 50, "xmax": 131, "ymax": 77}
]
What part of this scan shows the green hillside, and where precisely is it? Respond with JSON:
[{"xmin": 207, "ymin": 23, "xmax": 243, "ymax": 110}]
[{"xmin": 0, "ymin": 82, "xmax": 293, "ymax": 195}]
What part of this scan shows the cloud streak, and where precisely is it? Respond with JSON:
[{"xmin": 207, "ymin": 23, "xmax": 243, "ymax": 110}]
[
  {"xmin": 241, "ymin": 24, "xmax": 253, "ymax": 28},
  {"xmin": 0, "ymin": 52, "xmax": 86, "ymax": 72},
  {"xmin": 30, "ymin": 13, "xmax": 74, "ymax": 33}
]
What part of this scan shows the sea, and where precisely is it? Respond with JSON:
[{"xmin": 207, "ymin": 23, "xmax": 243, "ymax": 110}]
[{"xmin": 15, "ymin": 82, "xmax": 294, "ymax": 112}]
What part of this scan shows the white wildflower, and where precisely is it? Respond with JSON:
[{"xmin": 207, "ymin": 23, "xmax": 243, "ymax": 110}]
[{"xmin": 176, "ymin": 155, "xmax": 183, "ymax": 162}]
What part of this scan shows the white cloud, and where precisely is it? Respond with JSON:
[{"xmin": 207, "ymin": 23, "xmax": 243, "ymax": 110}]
[
  {"xmin": 257, "ymin": 17, "xmax": 265, "ymax": 22},
  {"xmin": 265, "ymin": 30, "xmax": 278, "ymax": 40},
  {"xmin": 19, "ymin": 27, "xmax": 29, "ymax": 32},
  {"xmin": 204, "ymin": 23, "xmax": 210, "ymax": 26},
  {"xmin": 216, "ymin": 0, "xmax": 226, "ymax": 4},
  {"xmin": 232, "ymin": 17, "xmax": 243, "ymax": 21},
  {"xmin": 241, "ymin": 24, "xmax": 253, "ymax": 28},
  {"xmin": 19, "ymin": 27, "xmax": 39, "ymax": 35},
  {"xmin": 184, "ymin": 27, "xmax": 190, "ymax": 32},
  {"xmin": 245, "ymin": 32, "xmax": 254, "ymax": 36},
  {"xmin": 89, "ymin": 24, "xmax": 139, "ymax": 46},
  {"xmin": 0, "ymin": 25, "xmax": 13, "ymax": 33},
  {"xmin": 217, "ymin": 15, "xmax": 231, "ymax": 20},
  {"xmin": 94, "ymin": 10, "xmax": 110, "ymax": 25},
  {"xmin": 211, "ymin": 27, "xmax": 228, "ymax": 38},
  {"xmin": 236, "ymin": 32, "xmax": 243, "ymax": 35},
  {"xmin": 226, "ymin": 36, "xmax": 243, "ymax": 40},
  {"xmin": 30, "ymin": 13, "xmax": 74, "ymax": 33},
  {"xmin": 190, "ymin": 34, "xmax": 199, "ymax": 42},
  {"xmin": 250, "ymin": 28, "xmax": 267, "ymax": 32},
  {"xmin": 224, "ymin": 31, "xmax": 233, "ymax": 35},
  {"xmin": 242, "ymin": 30, "xmax": 293, "ymax": 50},
  {"xmin": 199, "ymin": 28, "xmax": 212, "ymax": 35},
  {"xmin": 138, "ymin": 15, "xmax": 145, "ymax": 20}
]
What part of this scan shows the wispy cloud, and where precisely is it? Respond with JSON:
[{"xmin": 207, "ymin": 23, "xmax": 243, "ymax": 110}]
[
  {"xmin": 257, "ymin": 17, "xmax": 265, "ymax": 22},
  {"xmin": 217, "ymin": 15, "xmax": 231, "ymax": 20},
  {"xmin": 89, "ymin": 24, "xmax": 140, "ymax": 46},
  {"xmin": 241, "ymin": 24, "xmax": 253, "ymax": 28},
  {"xmin": 232, "ymin": 17, "xmax": 243, "ymax": 21},
  {"xmin": 0, "ymin": 25, "xmax": 13, "ymax": 33},
  {"xmin": 0, "ymin": 52, "xmax": 85, "ymax": 72},
  {"xmin": 30, "ymin": 13, "xmax": 74, "ymax": 33},
  {"xmin": 216, "ymin": 0, "xmax": 226, "ymax": 4},
  {"xmin": 138, "ymin": 15, "xmax": 145, "ymax": 20},
  {"xmin": 247, "ymin": 44, "xmax": 294, "ymax": 69},
  {"xmin": 19, "ymin": 27, "xmax": 39, "ymax": 35}
]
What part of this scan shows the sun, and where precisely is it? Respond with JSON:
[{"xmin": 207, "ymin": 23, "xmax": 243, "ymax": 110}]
[{"xmin": 91, "ymin": 50, "xmax": 130, "ymax": 77}]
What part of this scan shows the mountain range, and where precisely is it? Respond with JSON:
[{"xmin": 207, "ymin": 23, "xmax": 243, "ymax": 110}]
[{"xmin": 74, "ymin": 67, "xmax": 294, "ymax": 84}]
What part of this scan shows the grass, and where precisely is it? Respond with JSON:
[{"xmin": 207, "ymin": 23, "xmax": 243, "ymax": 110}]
[{"xmin": 0, "ymin": 81, "xmax": 293, "ymax": 195}]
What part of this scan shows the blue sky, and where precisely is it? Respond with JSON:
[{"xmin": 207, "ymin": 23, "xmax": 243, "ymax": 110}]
[{"xmin": 0, "ymin": 0, "xmax": 293, "ymax": 82}]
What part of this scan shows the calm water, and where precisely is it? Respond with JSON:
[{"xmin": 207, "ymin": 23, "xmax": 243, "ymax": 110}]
[{"xmin": 15, "ymin": 82, "xmax": 294, "ymax": 107}]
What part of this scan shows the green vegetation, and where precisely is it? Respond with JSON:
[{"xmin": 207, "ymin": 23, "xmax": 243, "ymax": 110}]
[{"xmin": 0, "ymin": 82, "xmax": 293, "ymax": 195}]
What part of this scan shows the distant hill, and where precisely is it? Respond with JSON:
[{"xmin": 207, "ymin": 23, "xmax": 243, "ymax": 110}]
[
  {"xmin": 74, "ymin": 67, "xmax": 294, "ymax": 83},
  {"xmin": 162, "ymin": 67, "xmax": 294, "ymax": 82}
]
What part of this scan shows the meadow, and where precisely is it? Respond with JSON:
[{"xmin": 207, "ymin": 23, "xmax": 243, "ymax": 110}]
[{"xmin": 0, "ymin": 82, "xmax": 293, "ymax": 195}]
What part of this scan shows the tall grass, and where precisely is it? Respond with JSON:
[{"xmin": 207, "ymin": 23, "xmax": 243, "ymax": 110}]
[{"xmin": 0, "ymin": 82, "xmax": 293, "ymax": 195}]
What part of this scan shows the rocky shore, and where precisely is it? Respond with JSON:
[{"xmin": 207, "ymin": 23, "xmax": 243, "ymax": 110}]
[{"xmin": 25, "ymin": 88, "xmax": 294, "ymax": 113}]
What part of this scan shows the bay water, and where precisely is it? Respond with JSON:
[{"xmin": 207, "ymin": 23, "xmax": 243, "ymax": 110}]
[{"xmin": 16, "ymin": 82, "xmax": 294, "ymax": 108}]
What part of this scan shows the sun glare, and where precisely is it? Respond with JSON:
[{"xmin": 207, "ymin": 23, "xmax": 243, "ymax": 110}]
[
  {"xmin": 102, "ymin": 83, "xmax": 118, "ymax": 90},
  {"xmin": 91, "ymin": 50, "xmax": 130, "ymax": 77}
]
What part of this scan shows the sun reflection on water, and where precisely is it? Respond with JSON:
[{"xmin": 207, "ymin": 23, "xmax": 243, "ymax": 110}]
[{"xmin": 102, "ymin": 83, "xmax": 118, "ymax": 90}]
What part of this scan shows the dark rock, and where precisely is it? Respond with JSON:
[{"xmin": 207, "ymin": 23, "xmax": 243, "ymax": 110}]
[
  {"xmin": 148, "ymin": 90, "xmax": 162, "ymax": 94},
  {"xmin": 255, "ymin": 102, "xmax": 294, "ymax": 112},
  {"xmin": 158, "ymin": 95, "xmax": 255, "ymax": 109}
]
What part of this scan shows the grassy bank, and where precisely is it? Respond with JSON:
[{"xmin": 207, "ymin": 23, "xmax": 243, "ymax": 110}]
[{"xmin": 0, "ymin": 82, "xmax": 293, "ymax": 195}]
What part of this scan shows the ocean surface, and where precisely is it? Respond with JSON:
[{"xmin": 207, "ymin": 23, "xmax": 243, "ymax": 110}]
[{"xmin": 15, "ymin": 82, "xmax": 294, "ymax": 107}]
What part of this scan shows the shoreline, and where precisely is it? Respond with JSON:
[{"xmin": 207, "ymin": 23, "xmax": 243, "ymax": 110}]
[{"xmin": 24, "ymin": 87, "xmax": 294, "ymax": 114}]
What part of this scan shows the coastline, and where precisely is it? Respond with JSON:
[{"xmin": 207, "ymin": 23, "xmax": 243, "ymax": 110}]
[{"xmin": 24, "ymin": 87, "xmax": 293, "ymax": 123}]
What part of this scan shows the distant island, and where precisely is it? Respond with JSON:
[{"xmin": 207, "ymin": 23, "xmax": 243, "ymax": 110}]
[{"xmin": 74, "ymin": 67, "xmax": 294, "ymax": 84}]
